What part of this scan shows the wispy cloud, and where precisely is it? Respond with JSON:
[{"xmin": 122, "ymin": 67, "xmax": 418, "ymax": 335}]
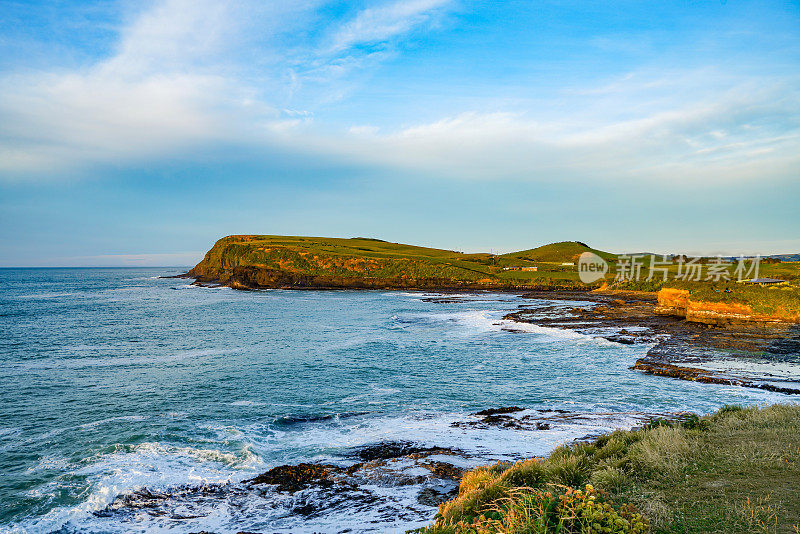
[
  {"xmin": 0, "ymin": 0, "xmax": 281, "ymax": 174},
  {"xmin": 327, "ymin": 0, "xmax": 452, "ymax": 53},
  {"xmin": 0, "ymin": 0, "xmax": 456, "ymax": 177},
  {"xmin": 0, "ymin": 0, "xmax": 797, "ymax": 191},
  {"xmin": 305, "ymin": 71, "xmax": 800, "ymax": 185}
]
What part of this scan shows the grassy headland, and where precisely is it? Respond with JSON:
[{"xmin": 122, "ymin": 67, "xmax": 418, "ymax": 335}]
[
  {"xmin": 187, "ymin": 235, "xmax": 608, "ymax": 290},
  {"xmin": 418, "ymin": 404, "xmax": 800, "ymax": 533},
  {"xmin": 188, "ymin": 235, "xmax": 800, "ymax": 321}
]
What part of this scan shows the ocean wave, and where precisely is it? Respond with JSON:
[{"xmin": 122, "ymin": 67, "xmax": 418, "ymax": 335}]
[
  {"xmin": 9, "ymin": 441, "xmax": 265, "ymax": 534},
  {"xmin": 7, "ymin": 407, "xmax": 662, "ymax": 534},
  {"xmin": 10, "ymin": 348, "xmax": 241, "ymax": 371},
  {"xmin": 229, "ymin": 399, "xmax": 268, "ymax": 407},
  {"xmin": 392, "ymin": 308, "xmax": 619, "ymax": 346},
  {"xmin": 15, "ymin": 292, "xmax": 80, "ymax": 300}
]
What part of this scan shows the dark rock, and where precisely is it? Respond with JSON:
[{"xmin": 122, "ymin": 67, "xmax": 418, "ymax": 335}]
[
  {"xmin": 511, "ymin": 290, "xmax": 800, "ymax": 395},
  {"xmin": 419, "ymin": 461, "xmax": 464, "ymax": 480},
  {"xmin": 417, "ymin": 485, "xmax": 459, "ymax": 507},
  {"xmin": 355, "ymin": 441, "xmax": 454, "ymax": 461},
  {"xmin": 473, "ymin": 406, "xmax": 524, "ymax": 416},
  {"xmin": 245, "ymin": 463, "xmax": 341, "ymax": 492},
  {"xmin": 452, "ymin": 412, "xmax": 553, "ymax": 431},
  {"xmin": 603, "ymin": 335, "xmax": 635, "ymax": 344}
]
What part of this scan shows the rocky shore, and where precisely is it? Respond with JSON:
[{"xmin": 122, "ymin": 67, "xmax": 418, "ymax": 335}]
[
  {"xmin": 507, "ymin": 290, "xmax": 800, "ymax": 394},
  {"xmin": 93, "ymin": 409, "xmax": 684, "ymax": 531}
]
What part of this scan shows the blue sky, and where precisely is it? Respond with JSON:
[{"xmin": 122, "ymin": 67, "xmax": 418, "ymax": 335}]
[{"xmin": 0, "ymin": 0, "xmax": 798, "ymax": 266}]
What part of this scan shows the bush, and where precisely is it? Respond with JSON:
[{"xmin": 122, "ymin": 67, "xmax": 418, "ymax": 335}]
[
  {"xmin": 500, "ymin": 459, "xmax": 548, "ymax": 487},
  {"xmin": 644, "ymin": 413, "xmax": 705, "ymax": 430},
  {"xmin": 546, "ymin": 454, "xmax": 590, "ymax": 487},
  {"xmin": 629, "ymin": 426, "xmax": 690, "ymax": 474},
  {"xmin": 590, "ymin": 466, "xmax": 631, "ymax": 494},
  {"xmin": 429, "ymin": 484, "xmax": 648, "ymax": 534},
  {"xmin": 719, "ymin": 404, "xmax": 744, "ymax": 415},
  {"xmin": 422, "ymin": 405, "xmax": 800, "ymax": 533}
]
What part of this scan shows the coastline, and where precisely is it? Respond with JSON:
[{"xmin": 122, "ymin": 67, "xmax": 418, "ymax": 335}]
[
  {"xmin": 505, "ymin": 289, "xmax": 800, "ymax": 395},
  {"xmin": 4, "ymin": 270, "xmax": 797, "ymax": 532},
  {"xmin": 81, "ymin": 278, "xmax": 800, "ymax": 532},
  {"xmin": 185, "ymin": 266, "xmax": 800, "ymax": 395}
]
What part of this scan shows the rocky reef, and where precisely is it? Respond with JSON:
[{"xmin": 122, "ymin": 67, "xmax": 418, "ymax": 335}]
[
  {"xmin": 507, "ymin": 290, "xmax": 800, "ymax": 394},
  {"xmin": 91, "ymin": 409, "xmax": 684, "ymax": 532}
]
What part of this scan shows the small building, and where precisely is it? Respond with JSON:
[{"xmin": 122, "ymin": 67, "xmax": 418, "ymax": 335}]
[
  {"xmin": 742, "ymin": 278, "xmax": 786, "ymax": 285},
  {"xmin": 503, "ymin": 266, "xmax": 538, "ymax": 272}
]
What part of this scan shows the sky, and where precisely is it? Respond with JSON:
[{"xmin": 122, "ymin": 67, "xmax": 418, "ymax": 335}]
[{"xmin": 0, "ymin": 0, "xmax": 798, "ymax": 266}]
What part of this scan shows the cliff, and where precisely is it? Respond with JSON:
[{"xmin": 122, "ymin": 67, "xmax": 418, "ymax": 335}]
[
  {"xmin": 655, "ymin": 286, "xmax": 800, "ymax": 324},
  {"xmin": 186, "ymin": 235, "xmax": 608, "ymax": 290}
]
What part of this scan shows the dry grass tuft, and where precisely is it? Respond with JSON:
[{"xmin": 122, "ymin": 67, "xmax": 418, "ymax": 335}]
[{"xmin": 419, "ymin": 404, "xmax": 800, "ymax": 534}]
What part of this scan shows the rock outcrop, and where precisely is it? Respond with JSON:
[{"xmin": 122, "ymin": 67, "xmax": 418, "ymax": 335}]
[{"xmin": 655, "ymin": 288, "xmax": 799, "ymax": 324}]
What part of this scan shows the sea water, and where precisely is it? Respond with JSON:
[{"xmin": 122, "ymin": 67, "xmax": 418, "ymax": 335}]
[{"xmin": 0, "ymin": 268, "xmax": 791, "ymax": 533}]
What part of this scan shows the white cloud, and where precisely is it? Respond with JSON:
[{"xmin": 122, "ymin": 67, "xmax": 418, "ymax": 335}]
[
  {"xmin": 110, "ymin": 0, "xmax": 235, "ymax": 75},
  {"xmin": 5, "ymin": 63, "xmax": 798, "ymax": 185},
  {"xmin": 0, "ymin": 0, "xmax": 286, "ymax": 175},
  {"xmin": 0, "ymin": 69, "xmax": 263, "ymax": 172},
  {"xmin": 327, "ymin": 0, "xmax": 451, "ymax": 53},
  {"xmin": 0, "ymin": 0, "xmax": 797, "ymax": 189},
  {"xmin": 314, "ymin": 71, "xmax": 800, "ymax": 185},
  {"xmin": 0, "ymin": 0, "xmax": 455, "ymax": 177}
]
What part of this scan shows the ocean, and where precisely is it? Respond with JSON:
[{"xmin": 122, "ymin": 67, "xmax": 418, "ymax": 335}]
[{"xmin": 0, "ymin": 268, "xmax": 787, "ymax": 533}]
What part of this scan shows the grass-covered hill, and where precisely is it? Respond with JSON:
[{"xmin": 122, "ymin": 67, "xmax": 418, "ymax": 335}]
[
  {"xmin": 418, "ymin": 404, "xmax": 800, "ymax": 533},
  {"xmin": 187, "ymin": 235, "xmax": 800, "ymax": 313},
  {"xmin": 187, "ymin": 235, "xmax": 612, "ymax": 290},
  {"xmin": 501, "ymin": 241, "xmax": 617, "ymax": 264}
]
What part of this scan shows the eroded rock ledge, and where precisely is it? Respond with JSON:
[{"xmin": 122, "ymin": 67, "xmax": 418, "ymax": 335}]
[
  {"xmin": 507, "ymin": 290, "xmax": 800, "ymax": 394},
  {"xmin": 655, "ymin": 287, "xmax": 800, "ymax": 324}
]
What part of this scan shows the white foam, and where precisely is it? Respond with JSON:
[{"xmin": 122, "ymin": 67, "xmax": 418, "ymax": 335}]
[
  {"xmin": 78, "ymin": 415, "xmax": 148, "ymax": 430},
  {"xmin": 11, "ymin": 441, "xmax": 265, "ymax": 534},
  {"xmin": 498, "ymin": 319, "xmax": 621, "ymax": 346},
  {"xmin": 9, "ymin": 407, "xmax": 655, "ymax": 534},
  {"xmin": 229, "ymin": 400, "xmax": 267, "ymax": 407},
  {"xmin": 689, "ymin": 357, "xmax": 800, "ymax": 387},
  {"xmin": 252, "ymin": 409, "xmax": 651, "ymax": 465},
  {"xmin": 393, "ymin": 308, "xmax": 619, "ymax": 346}
]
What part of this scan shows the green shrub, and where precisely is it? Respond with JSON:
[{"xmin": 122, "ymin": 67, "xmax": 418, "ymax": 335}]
[
  {"xmin": 546, "ymin": 454, "xmax": 591, "ymax": 487},
  {"xmin": 422, "ymin": 405, "xmax": 800, "ymax": 533},
  {"xmin": 719, "ymin": 404, "xmax": 744, "ymax": 414},
  {"xmin": 500, "ymin": 459, "xmax": 548, "ymax": 487},
  {"xmin": 428, "ymin": 484, "xmax": 648, "ymax": 534},
  {"xmin": 594, "ymin": 437, "xmax": 627, "ymax": 460},
  {"xmin": 590, "ymin": 466, "xmax": 631, "ymax": 494}
]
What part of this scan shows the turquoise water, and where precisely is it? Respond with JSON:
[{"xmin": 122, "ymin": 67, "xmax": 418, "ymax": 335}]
[{"xmin": 0, "ymin": 268, "xmax": 788, "ymax": 533}]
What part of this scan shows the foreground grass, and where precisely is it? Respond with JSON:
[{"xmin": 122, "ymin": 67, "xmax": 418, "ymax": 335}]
[{"xmin": 418, "ymin": 404, "xmax": 800, "ymax": 533}]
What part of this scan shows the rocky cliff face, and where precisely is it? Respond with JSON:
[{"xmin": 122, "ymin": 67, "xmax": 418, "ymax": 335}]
[
  {"xmin": 655, "ymin": 287, "xmax": 798, "ymax": 324},
  {"xmin": 185, "ymin": 235, "xmax": 594, "ymax": 291}
]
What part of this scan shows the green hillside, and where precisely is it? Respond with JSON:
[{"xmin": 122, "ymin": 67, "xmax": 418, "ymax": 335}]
[
  {"xmin": 187, "ymin": 235, "xmax": 615, "ymax": 290},
  {"xmin": 501, "ymin": 241, "xmax": 617, "ymax": 264}
]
